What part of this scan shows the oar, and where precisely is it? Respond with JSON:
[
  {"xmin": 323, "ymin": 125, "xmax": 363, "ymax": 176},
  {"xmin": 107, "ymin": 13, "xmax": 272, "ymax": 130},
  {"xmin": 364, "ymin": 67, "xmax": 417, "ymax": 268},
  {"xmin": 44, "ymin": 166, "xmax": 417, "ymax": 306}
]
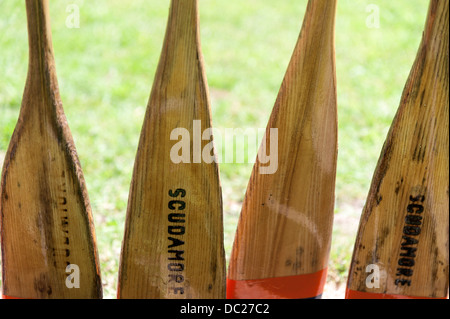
[
  {"xmin": 346, "ymin": 0, "xmax": 449, "ymax": 299},
  {"xmin": 117, "ymin": 0, "xmax": 226, "ymax": 299},
  {"xmin": 227, "ymin": 0, "xmax": 338, "ymax": 299},
  {"xmin": 0, "ymin": 0, "xmax": 102, "ymax": 299}
]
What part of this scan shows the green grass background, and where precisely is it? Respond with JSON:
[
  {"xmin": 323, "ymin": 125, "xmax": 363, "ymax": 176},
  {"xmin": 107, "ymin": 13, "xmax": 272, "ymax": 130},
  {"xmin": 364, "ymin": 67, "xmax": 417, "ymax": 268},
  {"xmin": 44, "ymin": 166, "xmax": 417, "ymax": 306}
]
[{"xmin": 0, "ymin": 0, "xmax": 428, "ymax": 298}]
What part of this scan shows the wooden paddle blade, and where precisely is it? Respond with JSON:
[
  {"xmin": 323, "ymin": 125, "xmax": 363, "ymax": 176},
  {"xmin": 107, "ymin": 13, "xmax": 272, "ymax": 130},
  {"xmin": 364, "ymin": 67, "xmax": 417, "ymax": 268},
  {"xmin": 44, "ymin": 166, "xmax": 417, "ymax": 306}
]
[
  {"xmin": 117, "ymin": 0, "xmax": 225, "ymax": 299},
  {"xmin": 0, "ymin": 0, "xmax": 102, "ymax": 299},
  {"xmin": 227, "ymin": 0, "xmax": 338, "ymax": 299},
  {"xmin": 346, "ymin": 0, "xmax": 449, "ymax": 299}
]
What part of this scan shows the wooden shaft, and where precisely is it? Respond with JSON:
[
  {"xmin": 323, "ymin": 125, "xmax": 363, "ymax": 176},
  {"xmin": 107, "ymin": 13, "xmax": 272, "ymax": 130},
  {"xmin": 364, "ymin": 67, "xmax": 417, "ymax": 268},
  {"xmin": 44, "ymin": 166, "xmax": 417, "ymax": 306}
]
[
  {"xmin": 166, "ymin": 0, "xmax": 198, "ymax": 41},
  {"xmin": 26, "ymin": 0, "xmax": 53, "ymax": 65},
  {"xmin": 24, "ymin": 0, "xmax": 58, "ymax": 102},
  {"xmin": 300, "ymin": 0, "xmax": 337, "ymax": 49}
]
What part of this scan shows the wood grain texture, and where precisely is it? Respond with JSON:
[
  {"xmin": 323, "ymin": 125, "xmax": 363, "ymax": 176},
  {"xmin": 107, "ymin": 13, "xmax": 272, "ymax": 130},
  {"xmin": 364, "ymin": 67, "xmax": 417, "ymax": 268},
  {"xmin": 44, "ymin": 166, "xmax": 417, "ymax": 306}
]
[
  {"xmin": 347, "ymin": 0, "xmax": 449, "ymax": 299},
  {"xmin": 228, "ymin": 0, "xmax": 338, "ymax": 290},
  {"xmin": 117, "ymin": 0, "xmax": 225, "ymax": 299},
  {"xmin": 0, "ymin": 0, "xmax": 102, "ymax": 299}
]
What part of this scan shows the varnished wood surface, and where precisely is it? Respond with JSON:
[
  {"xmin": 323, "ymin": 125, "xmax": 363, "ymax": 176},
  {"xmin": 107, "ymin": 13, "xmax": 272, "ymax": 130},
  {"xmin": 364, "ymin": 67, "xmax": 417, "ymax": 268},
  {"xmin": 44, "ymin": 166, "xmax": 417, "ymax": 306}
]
[
  {"xmin": 0, "ymin": 0, "xmax": 102, "ymax": 299},
  {"xmin": 228, "ymin": 0, "xmax": 338, "ymax": 285},
  {"xmin": 117, "ymin": 0, "xmax": 226, "ymax": 299},
  {"xmin": 347, "ymin": 0, "xmax": 449, "ymax": 299}
]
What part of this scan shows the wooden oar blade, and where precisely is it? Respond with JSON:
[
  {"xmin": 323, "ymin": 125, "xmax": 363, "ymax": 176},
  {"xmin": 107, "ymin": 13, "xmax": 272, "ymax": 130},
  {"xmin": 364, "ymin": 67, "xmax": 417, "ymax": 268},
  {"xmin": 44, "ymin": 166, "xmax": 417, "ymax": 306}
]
[
  {"xmin": 1, "ymin": 116, "xmax": 102, "ymax": 299},
  {"xmin": 227, "ymin": 0, "xmax": 338, "ymax": 299},
  {"xmin": 117, "ymin": 0, "xmax": 225, "ymax": 299},
  {"xmin": 346, "ymin": 0, "xmax": 449, "ymax": 299},
  {"xmin": 0, "ymin": 0, "xmax": 102, "ymax": 299}
]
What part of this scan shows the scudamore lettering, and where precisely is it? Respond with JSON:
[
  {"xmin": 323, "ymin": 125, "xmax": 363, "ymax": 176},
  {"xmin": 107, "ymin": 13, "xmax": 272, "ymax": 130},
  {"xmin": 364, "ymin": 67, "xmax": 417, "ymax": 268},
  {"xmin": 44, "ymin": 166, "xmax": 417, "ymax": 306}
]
[
  {"xmin": 168, "ymin": 188, "xmax": 187, "ymax": 295},
  {"xmin": 395, "ymin": 193, "xmax": 425, "ymax": 287},
  {"xmin": 58, "ymin": 173, "xmax": 71, "ymax": 268}
]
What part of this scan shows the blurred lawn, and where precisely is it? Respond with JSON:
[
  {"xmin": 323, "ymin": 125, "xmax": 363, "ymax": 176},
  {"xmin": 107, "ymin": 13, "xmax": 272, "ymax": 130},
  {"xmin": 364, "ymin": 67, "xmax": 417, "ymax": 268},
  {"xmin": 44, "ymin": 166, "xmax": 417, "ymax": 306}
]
[{"xmin": 0, "ymin": 0, "xmax": 428, "ymax": 298}]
